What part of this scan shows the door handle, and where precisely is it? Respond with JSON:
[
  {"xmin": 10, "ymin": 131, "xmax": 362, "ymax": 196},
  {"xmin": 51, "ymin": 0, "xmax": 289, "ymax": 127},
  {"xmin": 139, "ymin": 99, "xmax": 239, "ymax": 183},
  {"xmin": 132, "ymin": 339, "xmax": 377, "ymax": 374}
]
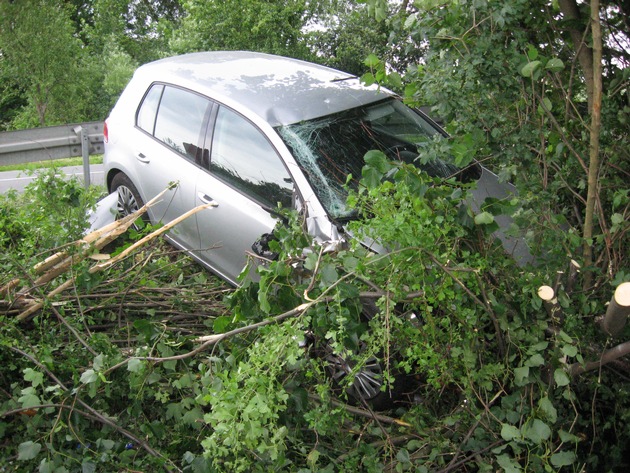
[
  {"xmin": 136, "ymin": 152, "xmax": 150, "ymax": 163},
  {"xmin": 197, "ymin": 192, "xmax": 218, "ymax": 206}
]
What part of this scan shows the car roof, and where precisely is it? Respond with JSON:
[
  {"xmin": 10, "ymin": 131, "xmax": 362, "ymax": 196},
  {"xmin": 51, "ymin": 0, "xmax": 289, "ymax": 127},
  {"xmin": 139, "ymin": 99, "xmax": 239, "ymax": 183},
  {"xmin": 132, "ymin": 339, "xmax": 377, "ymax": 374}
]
[{"xmin": 134, "ymin": 51, "xmax": 393, "ymax": 127}]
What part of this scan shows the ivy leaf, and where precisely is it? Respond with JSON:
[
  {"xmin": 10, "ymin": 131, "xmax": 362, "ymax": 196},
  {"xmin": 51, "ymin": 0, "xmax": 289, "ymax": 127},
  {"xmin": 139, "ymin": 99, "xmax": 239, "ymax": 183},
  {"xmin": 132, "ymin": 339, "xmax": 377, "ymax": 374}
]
[
  {"xmin": 23, "ymin": 368, "xmax": 44, "ymax": 388},
  {"xmin": 18, "ymin": 389, "xmax": 40, "ymax": 408},
  {"xmin": 18, "ymin": 441, "xmax": 42, "ymax": 461}
]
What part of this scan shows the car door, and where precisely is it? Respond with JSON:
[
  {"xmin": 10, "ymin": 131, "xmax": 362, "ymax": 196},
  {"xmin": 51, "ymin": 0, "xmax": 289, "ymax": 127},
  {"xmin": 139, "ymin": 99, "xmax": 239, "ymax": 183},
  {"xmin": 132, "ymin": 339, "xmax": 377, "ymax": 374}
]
[
  {"xmin": 134, "ymin": 84, "xmax": 213, "ymax": 250},
  {"xmin": 191, "ymin": 105, "xmax": 295, "ymax": 285}
]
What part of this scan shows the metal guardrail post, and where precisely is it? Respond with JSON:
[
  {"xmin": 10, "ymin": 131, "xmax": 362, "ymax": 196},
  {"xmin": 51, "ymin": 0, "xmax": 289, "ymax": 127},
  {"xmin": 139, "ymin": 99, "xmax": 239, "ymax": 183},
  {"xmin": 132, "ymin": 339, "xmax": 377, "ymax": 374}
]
[{"xmin": 74, "ymin": 125, "xmax": 91, "ymax": 188}]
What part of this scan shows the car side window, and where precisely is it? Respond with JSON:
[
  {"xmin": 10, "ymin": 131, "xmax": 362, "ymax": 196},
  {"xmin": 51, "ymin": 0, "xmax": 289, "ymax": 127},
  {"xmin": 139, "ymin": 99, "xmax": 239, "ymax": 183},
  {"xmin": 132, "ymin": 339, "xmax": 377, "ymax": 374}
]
[
  {"xmin": 136, "ymin": 84, "xmax": 163, "ymax": 134},
  {"xmin": 209, "ymin": 106, "xmax": 293, "ymax": 209},
  {"xmin": 138, "ymin": 85, "xmax": 211, "ymax": 165},
  {"xmin": 154, "ymin": 86, "xmax": 211, "ymax": 163}
]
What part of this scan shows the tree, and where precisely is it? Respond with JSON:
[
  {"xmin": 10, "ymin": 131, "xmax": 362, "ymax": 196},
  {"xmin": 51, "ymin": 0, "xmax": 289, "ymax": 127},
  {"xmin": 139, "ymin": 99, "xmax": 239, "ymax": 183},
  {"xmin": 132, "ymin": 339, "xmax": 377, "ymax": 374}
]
[
  {"xmin": 0, "ymin": 1, "xmax": 87, "ymax": 126},
  {"xmin": 169, "ymin": 0, "xmax": 332, "ymax": 59}
]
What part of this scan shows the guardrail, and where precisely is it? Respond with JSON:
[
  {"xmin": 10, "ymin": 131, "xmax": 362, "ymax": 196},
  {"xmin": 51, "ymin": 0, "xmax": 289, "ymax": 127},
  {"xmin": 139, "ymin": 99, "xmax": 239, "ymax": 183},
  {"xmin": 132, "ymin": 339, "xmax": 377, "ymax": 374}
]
[{"xmin": 0, "ymin": 122, "xmax": 104, "ymax": 187}]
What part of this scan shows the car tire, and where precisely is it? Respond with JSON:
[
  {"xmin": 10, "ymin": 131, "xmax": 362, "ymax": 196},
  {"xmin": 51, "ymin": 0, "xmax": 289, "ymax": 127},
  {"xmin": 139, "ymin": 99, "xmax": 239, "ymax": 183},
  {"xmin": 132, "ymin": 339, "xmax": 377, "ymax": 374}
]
[
  {"xmin": 110, "ymin": 172, "xmax": 146, "ymax": 222},
  {"xmin": 324, "ymin": 344, "xmax": 407, "ymax": 410}
]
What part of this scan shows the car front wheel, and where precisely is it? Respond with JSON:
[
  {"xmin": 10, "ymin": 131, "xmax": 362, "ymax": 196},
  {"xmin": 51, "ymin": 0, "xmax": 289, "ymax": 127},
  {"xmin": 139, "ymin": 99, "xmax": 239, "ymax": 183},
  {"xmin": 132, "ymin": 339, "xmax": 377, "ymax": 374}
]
[{"xmin": 110, "ymin": 172, "xmax": 145, "ymax": 220}]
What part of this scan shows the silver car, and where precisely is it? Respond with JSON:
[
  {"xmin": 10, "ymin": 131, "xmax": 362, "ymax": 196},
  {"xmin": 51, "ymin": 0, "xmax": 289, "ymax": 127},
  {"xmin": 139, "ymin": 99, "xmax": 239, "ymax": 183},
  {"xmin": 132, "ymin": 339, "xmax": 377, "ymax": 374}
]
[{"xmin": 104, "ymin": 51, "xmax": 528, "ymax": 286}]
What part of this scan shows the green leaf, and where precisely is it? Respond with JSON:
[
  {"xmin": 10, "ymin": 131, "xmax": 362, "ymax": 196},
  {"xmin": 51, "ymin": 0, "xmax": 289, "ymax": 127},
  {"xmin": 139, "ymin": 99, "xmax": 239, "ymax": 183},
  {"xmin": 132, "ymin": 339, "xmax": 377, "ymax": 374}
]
[
  {"xmin": 474, "ymin": 211, "xmax": 495, "ymax": 225},
  {"xmin": 82, "ymin": 460, "xmax": 97, "ymax": 473},
  {"xmin": 396, "ymin": 448, "xmax": 411, "ymax": 463},
  {"xmin": 320, "ymin": 263, "xmax": 338, "ymax": 285},
  {"xmin": 561, "ymin": 344, "xmax": 578, "ymax": 357},
  {"xmin": 213, "ymin": 315, "xmax": 232, "ymax": 333},
  {"xmin": 525, "ymin": 353, "xmax": 545, "ymax": 367},
  {"xmin": 611, "ymin": 213, "xmax": 624, "ymax": 225},
  {"xmin": 527, "ymin": 45, "xmax": 539, "ymax": 60},
  {"xmin": 387, "ymin": 71, "xmax": 403, "ymax": 89},
  {"xmin": 501, "ymin": 423, "xmax": 521, "ymax": 441},
  {"xmin": 496, "ymin": 453, "xmax": 522, "ymax": 472},
  {"xmin": 23, "ymin": 368, "xmax": 44, "ymax": 388},
  {"xmin": 514, "ymin": 366, "xmax": 530, "ymax": 386},
  {"xmin": 545, "ymin": 58, "xmax": 564, "ymax": 72},
  {"xmin": 361, "ymin": 72, "xmax": 376, "ymax": 86},
  {"xmin": 127, "ymin": 358, "xmax": 144, "ymax": 373},
  {"xmin": 523, "ymin": 419, "xmax": 551, "ymax": 444},
  {"xmin": 554, "ymin": 368, "xmax": 570, "ymax": 387},
  {"xmin": 18, "ymin": 390, "xmax": 40, "ymax": 408},
  {"xmin": 550, "ymin": 451, "xmax": 576, "ymax": 467},
  {"xmin": 538, "ymin": 396, "xmax": 557, "ymax": 424},
  {"xmin": 364, "ymin": 53, "xmax": 381, "ymax": 68},
  {"xmin": 80, "ymin": 369, "xmax": 98, "ymax": 384},
  {"xmin": 364, "ymin": 150, "xmax": 390, "ymax": 172},
  {"xmin": 17, "ymin": 441, "xmax": 41, "ymax": 461},
  {"xmin": 92, "ymin": 354, "xmax": 105, "ymax": 371},
  {"xmin": 520, "ymin": 61, "xmax": 541, "ymax": 77},
  {"xmin": 537, "ymin": 97, "xmax": 552, "ymax": 115}
]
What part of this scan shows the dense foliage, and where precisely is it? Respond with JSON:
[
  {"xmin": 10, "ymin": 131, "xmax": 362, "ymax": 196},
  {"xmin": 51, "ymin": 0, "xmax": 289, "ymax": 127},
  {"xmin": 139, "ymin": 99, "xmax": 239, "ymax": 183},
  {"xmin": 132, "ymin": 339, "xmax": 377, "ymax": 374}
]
[{"xmin": 1, "ymin": 0, "xmax": 629, "ymax": 472}]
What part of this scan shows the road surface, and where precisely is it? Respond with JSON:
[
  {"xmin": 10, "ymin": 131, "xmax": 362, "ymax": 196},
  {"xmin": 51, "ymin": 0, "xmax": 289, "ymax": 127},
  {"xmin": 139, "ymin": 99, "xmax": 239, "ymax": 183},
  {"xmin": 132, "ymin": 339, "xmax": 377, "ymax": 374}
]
[{"xmin": 0, "ymin": 164, "xmax": 105, "ymax": 193}]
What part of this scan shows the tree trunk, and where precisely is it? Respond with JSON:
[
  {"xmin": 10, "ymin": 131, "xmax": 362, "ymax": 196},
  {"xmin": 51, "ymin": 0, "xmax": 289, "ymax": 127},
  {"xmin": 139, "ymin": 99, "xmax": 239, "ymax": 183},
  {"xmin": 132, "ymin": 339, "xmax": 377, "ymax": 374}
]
[
  {"xmin": 582, "ymin": 0, "xmax": 603, "ymax": 289},
  {"xmin": 557, "ymin": 0, "xmax": 595, "ymax": 111}
]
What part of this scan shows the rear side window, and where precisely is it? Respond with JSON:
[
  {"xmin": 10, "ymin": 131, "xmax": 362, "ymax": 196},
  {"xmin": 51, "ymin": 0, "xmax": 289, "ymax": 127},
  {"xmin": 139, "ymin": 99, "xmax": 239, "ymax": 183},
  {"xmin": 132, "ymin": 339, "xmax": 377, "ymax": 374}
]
[
  {"xmin": 136, "ymin": 84, "xmax": 211, "ymax": 165},
  {"xmin": 209, "ymin": 106, "xmax": 293, "ymax": 209},
  {"xmin": 136, "ymin": 84, "xmax": 163, "ymax": 134}
]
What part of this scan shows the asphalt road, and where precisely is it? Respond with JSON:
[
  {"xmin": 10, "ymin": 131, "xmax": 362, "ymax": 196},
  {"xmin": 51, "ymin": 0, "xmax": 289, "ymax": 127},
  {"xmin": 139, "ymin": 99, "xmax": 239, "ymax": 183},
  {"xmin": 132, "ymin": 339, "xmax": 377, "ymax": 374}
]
[{"xmin": 0, "ymin": 164, "xmax": 105, "ymax": 193}]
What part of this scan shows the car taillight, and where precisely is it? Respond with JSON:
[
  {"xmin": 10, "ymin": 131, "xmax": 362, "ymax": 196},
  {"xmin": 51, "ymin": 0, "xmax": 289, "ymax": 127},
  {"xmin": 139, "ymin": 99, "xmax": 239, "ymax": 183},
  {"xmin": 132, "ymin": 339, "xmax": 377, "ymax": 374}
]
[{"xmin": 103, "ymin": 120, "xmax": 109, "ymax": 143}]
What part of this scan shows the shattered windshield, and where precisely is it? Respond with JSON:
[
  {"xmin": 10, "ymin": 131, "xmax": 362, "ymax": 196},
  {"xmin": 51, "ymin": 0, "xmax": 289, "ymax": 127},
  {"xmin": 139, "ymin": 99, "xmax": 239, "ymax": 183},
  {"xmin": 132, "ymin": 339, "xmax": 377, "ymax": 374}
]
[{"xmin": 276, "ymin": 98, "xmax": 463, "ymax": 219}]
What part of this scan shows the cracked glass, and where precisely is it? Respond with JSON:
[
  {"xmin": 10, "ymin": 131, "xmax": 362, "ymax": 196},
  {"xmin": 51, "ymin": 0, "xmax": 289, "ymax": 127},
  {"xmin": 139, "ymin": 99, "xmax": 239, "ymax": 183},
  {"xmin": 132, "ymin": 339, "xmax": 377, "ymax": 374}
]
[{"xmin": 277, "ymin": 98, "xmax": 462, "ymax": 219}]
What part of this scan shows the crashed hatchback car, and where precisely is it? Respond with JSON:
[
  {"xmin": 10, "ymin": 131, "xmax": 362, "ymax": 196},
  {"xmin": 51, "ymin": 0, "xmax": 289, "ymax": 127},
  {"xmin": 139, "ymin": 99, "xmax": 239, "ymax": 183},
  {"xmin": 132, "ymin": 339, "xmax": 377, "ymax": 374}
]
[
  {"xmin": 104, "ymin": 51, "xmax": 528, "ymax": 284},
  {"xmin": 103, "ymin": 51, "xmax": 529, "ymax": 405}
]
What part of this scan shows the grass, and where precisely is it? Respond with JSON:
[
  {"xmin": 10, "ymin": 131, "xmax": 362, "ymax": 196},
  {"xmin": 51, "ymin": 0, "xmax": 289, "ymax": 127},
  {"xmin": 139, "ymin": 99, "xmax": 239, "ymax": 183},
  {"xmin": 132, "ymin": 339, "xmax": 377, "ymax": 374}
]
[{"xmin": 0, "ymin": 155, "xmax": 103, "ymax": 172}]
